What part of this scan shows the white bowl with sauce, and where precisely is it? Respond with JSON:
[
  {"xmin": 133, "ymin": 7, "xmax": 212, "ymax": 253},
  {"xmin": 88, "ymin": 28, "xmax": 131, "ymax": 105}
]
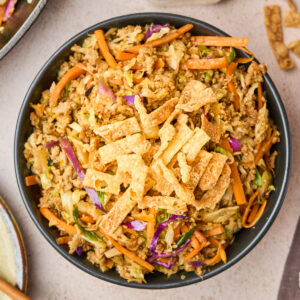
[{"xmin": 0, "ymin": 197, "xmax": 27, "ymax": 299}]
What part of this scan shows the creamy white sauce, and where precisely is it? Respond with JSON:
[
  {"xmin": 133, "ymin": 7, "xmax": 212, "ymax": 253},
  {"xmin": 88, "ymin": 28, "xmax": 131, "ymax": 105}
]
[{"xmin": 0, "ymin": 214, "xmax": 16, "ymax": 300}]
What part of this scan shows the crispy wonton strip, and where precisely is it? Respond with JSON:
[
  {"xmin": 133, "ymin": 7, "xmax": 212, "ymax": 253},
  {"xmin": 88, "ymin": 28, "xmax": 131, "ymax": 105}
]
[
  {"xmin": 98, "ymin": 133, "xmax": 150, "ymax": 164},
  {"xmin": 226, "ymin": 62, "xmax": 240, "ymax": 110},
  {"xmin": 264, "ymin": 6, "xmax": 295, "ymax": 69},
  {"xmin": 230, "ymin": 162, "xmax": 247, "ymax": 205},
  {"xmin": 50, "ymin": 65, "xmax": 86, "ymax": 106},
  {"xmin": 95, "ymin": 29, "xmax": 118, "ymax": 68},
  {"xmin": 177, "ymin": 152, "xmax": 191, "ymax": 183},
  {"xmin": 93, "ymin": 117, "xmax": 141, "ymax": 142},
  {"xmin": 199, "ymin": 152, "xmax": 228, "ymax": 191},
  {"xmin": 287, "ymin": 39, "xmax": 300, "ymax": 58},
  {"xmin": 181, "ymin": 128, "xmax": 210, "ymax": 164},
  {"xmin": 99, "ymin": 228, "xmax": 154, "ymax": 272},
  {"xmin": 126, "ymin": 24, "xmax": 194, "ymax": 53},
  {"xmin": 139, "ymin": 196, "xmax": 187, "ymax": 214},
  {"xmin": 185, "ymin": 150, "xmax": 213, "ymax": 191},
  {"xmin": 116, "ymin": 51, "xmax": 137, "ymax": 60},
  {"xmin": 286, "ymin": 0, "xmax": 297, "ymax": 11},
  {"xmin": 283, "ymin": 10, "xmax": 300, "ymax": 28},
  {"xmin": 186, "ymin": 57, "xmax": 228, "ymax": 70},
  {"xmin": 40, "ymin": 208, "xmax": 77, "ymax": 235},
  {"xmin": 201, "ymin": 115, "xmax": 221, "ymax": 143},
  {"xmin": 196, "ymin": 164, "xmax": 231, "ymax": 210},
  {"xmin": 192, "ymin": 36, "xmax": 249, "ymax": 47}
]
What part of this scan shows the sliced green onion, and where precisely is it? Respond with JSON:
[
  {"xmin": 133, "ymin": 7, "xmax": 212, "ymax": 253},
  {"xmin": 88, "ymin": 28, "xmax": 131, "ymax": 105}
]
[
  {"xmin": 227, "ymin": 48, "xmax": 236, "ymax": 64},
  {"xmin": 73, "ymin": 206, "xmax": 102, "ymax": 242},
  {"xmin": 253, "ymin": 167, "xmax": 262, "ymax": 187},
  {"xmin": 156, "ymin": 208, "xmax": 170, "ymax": 224},
  {"xmin": 65, "ymin": 82, "xmax": 71, "ymax": 98},
  {"xmin": 214, "ymin": 146, "xmax": 227, "ymax": 155},
  {"xmin": 204, "ymin": 72, "xmax": 212, "ymax": 83},
  {"xmin": 97, "ymin": 190, "xmax": 107, "ymax": 209},
  {"xmin": 176, "ymin": 227, "xmax": 194, "ymax": 247},
  {"xmin": 199, "ymin": 44, "xmax": 211, "ymax": 57}
]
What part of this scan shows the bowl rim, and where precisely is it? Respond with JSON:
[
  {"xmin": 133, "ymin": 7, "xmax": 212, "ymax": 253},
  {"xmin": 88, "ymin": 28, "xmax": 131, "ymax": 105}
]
[{"xmin": 14, "ymin": 12, "xmax": 291, "ymax": 289}]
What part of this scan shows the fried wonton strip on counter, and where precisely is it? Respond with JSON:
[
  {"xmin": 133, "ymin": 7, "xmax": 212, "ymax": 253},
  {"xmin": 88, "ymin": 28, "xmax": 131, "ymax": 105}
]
[
  {"xmin": 83, "ymin": 169, "xmax": 121, "ymax": 195},
  {"xmin": 138, "ymin": 196, "xmax": 187, "ymax": 214},
  {"xmin": 264, "ymin": 5, "xmax": 295, "ymax": 69},
  {"xmin": 178, "ymin": 80, "xmax": 217, "ymax": 112},
  {"xmin": 284, "ymin": 10, "xmax": 300, "ymax": 28},
  {"xmin": 195, "ymin": 164, "xmax": 231, "ymax": 210},
  {"xmin": 287, "ymin": 40, "xmax": 300, "ymax": 58},
  {"xmin": 199, "ymin": 152, "xmax": 228, "ymax": 191},
  {"xmin": 185, "ymin": 150, "xmax": 213, "ymax": 191},
  {"xmin": 93, "ymin": 117, "xmax": 141, "ymax": 142},
  {"xmin": 98, "ymin": 133, "xmax": 151, "ymax": 164},
  {"xmin": 181, "ymin": 127, "xmax": 210, "ymax": 164}
]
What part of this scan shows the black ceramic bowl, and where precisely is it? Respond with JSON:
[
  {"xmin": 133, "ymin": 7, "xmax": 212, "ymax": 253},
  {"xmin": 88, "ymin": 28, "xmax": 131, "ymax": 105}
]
[
  {"xmin": 14, "ymin": 13, "xmax": 291, "ymax": 289},
  {"xmin": 0, "ymin": 0, "xmax": 47, "ymax": 60}
]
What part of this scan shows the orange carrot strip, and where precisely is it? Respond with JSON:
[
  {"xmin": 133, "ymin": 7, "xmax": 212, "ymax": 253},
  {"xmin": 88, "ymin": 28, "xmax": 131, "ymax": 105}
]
[
  {"xmin": 56, "ymin": 236, "xmax": 72, "ymax": 245},
  {"xmin": 99, "ymin": 228, "xmax": 154, "ymax": 272},
  {"xmin": 204, "ymin": 225, "xmax": 225, "ymax": 237},
  {"xmin": 231, "ymin": 162, "xmax": 247, "ymax": 205},
  {"xmin": 257, "ymin": 82, "xmax": 263, "ymax": 110},
  {"xmin": 146, "ymin": 208, "xmax": 156, "ymax": 239},
  {"xmin": 184, "ymin": 247, "xmax": 201, "ymax": 261},
  {"xmin": 157, "ymin": 257, "xmax": 170, "ymax": 263},
  {"xmin": 255, "ymin": 134, "xmax": 275, "ymax": 165},
  {"xmin": 234, "ymin": 47, "xmax": 255, "ymax": 64},
  {"xmin": 25, "ymin": 175, "xmax": 38, "ymax": 186},
  {"xmin": 109, "ymin": 78, "xmax": 124, "ymax": 85},
  {"xmin": 204, "ymin": 238, "xmax": 224, "ymax": 266},
  {"xmin": 173, "ymin": 225, "xmax": 181, "ymax": 242},
  {"xmin": 247, "ymin": 204, "xmax": 259, "ymax": 224},
  {"xmin": 116, "ymin": 51, "xmax": 137, "ymax": 60},
  {"xmin": 181, "ymin": 224, "xmax": 189, "ymax": 233},
  {"xmin": 40, "ymin": 208, "xmax": 77, "ymax": 235},
  {"xmin": 192, "ymin": 36, "xmax": 249, "ymax": 47},
  {"xmin": 244, "ymin": 200, "xmax": 267, "ymax": 228},
  {"xmin": 226, "ymin": 62, "xmax": 240, "ymax": 110},
  {"xmin": 194, "ymin": 230, "xmax": 207, "ymax": 244},
  {"xmin": 0, "ymin": 5, "xmax": 5, "ymax": 26},
  {"xmin": 81, "ymin": 215, "xmax": 95, "ymax": 224},
  {"xmin": 126, "ymin": 24, "xmax": 194, "ymax": 53},
  {"xmin": 220, "ymin": 138, "xmax": 233, "ymax": 154},
  {"xmin": 186, "ymin": 57, "xmax": 228, "ymax": 70},
  {"xmin": 50, "ymin": 65, "xmax": 86, "ymax": 106},
  {"xmin": 95, "ymin": 29, "xmax": 118, "ymax": 68},
  {"xmin": 106, "ymin": 259, "xmax": 114, "ymax": 269},
  {"xmin": 123, "ymin": 226, "xmax": 138, "ymax": 236},
  {"xmin": 134, "ymin": 215, "xmax": 155, "ymax": 222},
  {"xmin": 155, "ymin": 58, "xmax": 165, "ymax": 69},
  {"xmin": 191, "ymin": 234, "xmax": 200, "ymax": 249}
]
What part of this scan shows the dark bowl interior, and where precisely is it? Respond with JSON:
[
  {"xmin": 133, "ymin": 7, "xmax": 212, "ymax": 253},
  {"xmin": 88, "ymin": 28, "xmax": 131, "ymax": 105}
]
[
  {"xmin": 14, "ymin": 13, "xmax": 291, "ymax": 289},
  {"xmin": 0, "ymin": 0, "xmax": 47, "ymax": 60}
]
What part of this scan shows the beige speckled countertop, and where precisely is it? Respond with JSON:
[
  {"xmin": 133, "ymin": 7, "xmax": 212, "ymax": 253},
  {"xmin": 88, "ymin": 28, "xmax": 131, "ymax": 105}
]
[{"xmin": 0, "ymin": 0, "xmax": 299, "ymax": 299}]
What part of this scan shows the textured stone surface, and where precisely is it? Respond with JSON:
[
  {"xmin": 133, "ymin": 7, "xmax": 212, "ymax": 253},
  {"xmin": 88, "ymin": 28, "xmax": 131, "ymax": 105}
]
[{"xmin": 0, "ymin": 0, "xmax": 299, "ymax": 299}]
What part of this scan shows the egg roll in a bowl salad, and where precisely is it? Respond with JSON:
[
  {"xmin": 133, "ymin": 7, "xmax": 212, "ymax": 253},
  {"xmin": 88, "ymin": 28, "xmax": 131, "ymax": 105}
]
[{"xmin": 24, "ymin": 23, "xmax": 279, "ymax": 283}]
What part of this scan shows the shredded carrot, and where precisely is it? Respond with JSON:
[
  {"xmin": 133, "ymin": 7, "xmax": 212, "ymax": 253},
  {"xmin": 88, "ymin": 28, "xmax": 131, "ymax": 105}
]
[
  {"xmin": 155, "ymin": 58, "xmax": 165, "ymax": 69},
  {"xmin": 247, "ymin": 204, "xmax": 259, "ymax": 224},
  {"xmin": 220, "ymin": 138, "xmax": 233, "ymax": 154},
  {"xmin": 192, "ymin": 36, "xmax": 249, "ymax": 47},
  {"xmin": 157, "ymin": 257, "xmax": 170, "ymax": 263},
  {"xmin": 191, "ymin": 234, "xmax": 200, "ymax": 249},
  {"xmin": 134, "ymin": 215, "xmax": 155, "ymax": 222},
  {"xmin": 146, "ymin": 208, "xmax": 156, "ymax": 239},
  {"xmin": 109, "ymin": 78, "xmax": 124, "ymax": 86},
  {"xmin": 126, "ymin": 24, "xmax": 194, "ymax": 53},
  {"xmin": 25, "ymin": 175, "xmax": 38, "ymax": 186},
  {"xmin": 123, "ymin": 226, "xmax": 138, "ymax": 236},
  {"xmin": 181, "ymin": 224, "xmax": 189, "ymax": 233},
  {"xmin": 204, "ymin": 238, "xmax": 224, "ymax": 266},
  {"xmin": 80, "ymin": 215, "xmax": 95, "ymax": 224},
  {"xmin": 133, "ymin": 75, "xmax": 144, "ymax": 84},
  {"xmin": 255, "ymin": 134, "xmax": 276, "ymax": 165},
  {"xmin": 186, "ymin": 57, "xmax": 228, "ymax": 70},
  {"xmin": 184, "ymin": 246, "xmax": 201, "ymax": 261},
  {"xmin": 226, "ymin": 62, "xmax": 240, "ymax": 110},
  {"xmin": 106, "ymin": 259, "xmax": 114, "ymax": 269},
  {"xmin": 234, "ymin": 47, "xmax": 255, "ymax": 64},
  {"xmin": 116, "ymin": 51, "xmax": 137, "ymax": 60},
  {"xmin": 99, "ymin": 228, "xmax": 154, "ymax": 272},
  {"xmin": 194, "ymin": 230, "xmax": 207, "ymax": 244},
  {"xmin": 56, "ymin": 236, "xmax": 72, "ymax": 245},
  {"xmin": 242, "ymin": 191, "xmax": 267, "ymax": 228},
  {"xmin": 95, "ymin": 29, "xmax": 118, "ymax": 69},
  {"xmin": 173, "ymin": 225, "xmax": 181, "ymax": 241},
  {"xmin": 50, "ymin": 65, "xmax": 86, "ymax": 106},
  {"xmin": 230, "ymin": 162, "xmax": 247, "ymax": 205},
  {"xmin": 0, "ymin": 5, "xmax": 5, "ymax": 26},
  {"xmin": 40, "ymin": 207, "xmax": 77, "ymax": 235},
  {"xmin": 204, "ymin": 225, "xmax": 225, "ymax": 237},
  {"xmin": 257, "ymin": 82, "xmax": 263, "ymax": 110}
]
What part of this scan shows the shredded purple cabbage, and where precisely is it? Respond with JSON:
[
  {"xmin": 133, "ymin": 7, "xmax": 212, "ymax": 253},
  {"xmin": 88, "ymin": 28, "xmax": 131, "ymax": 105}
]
[
  {"xmin": 229, "ymin": 137, "xmax": 241, "ymax": 152},
  {"xmin": 4, "ymin": 0, "xmax": 16, "ymax": 21},
  {"xmin": 75, "ymin": 246, "xmax": 83, "ymax": 256},
  {"xmin": 44, "ymin": 141, "xmax": 59, "ymax": 149},
  {"xmin": 98, "ymin": 81, "xmax": 116, "ymax": 102},
  {"xmin": 201, "ymin": 107, "xmax": 209, "ymax": 120},
  {"xmin": 152, "ymin": 257, "xmax": 175, "ymax": 269},
  {"xmin": 60, "ymin": 139, "xmax": 106, "ymax": 212},
  {"xmin": 144, "ymin": 24, "xmax": 170, "ymax": 40},
  {"xmin": 124, "ymin": 93, "xmax": 143, "ymax": 105},
  {"xmin": 189, "ymin": 260, "xmax": 205, "ymax": 268},
  {"xmin": 123, "ymin": 220, "xmax": 147, "ymax": 231}
]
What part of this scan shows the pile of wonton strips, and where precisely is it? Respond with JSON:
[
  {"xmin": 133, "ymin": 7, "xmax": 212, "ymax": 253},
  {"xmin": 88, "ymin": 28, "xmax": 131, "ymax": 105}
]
[{"xmin": 83, "ymin": 80, "xmax": 231, "ymax": 235}]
